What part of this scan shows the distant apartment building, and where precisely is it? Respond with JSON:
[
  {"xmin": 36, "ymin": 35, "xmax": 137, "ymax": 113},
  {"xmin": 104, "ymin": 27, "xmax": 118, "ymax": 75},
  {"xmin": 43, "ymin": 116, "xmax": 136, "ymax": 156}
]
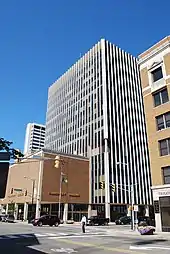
[
  {"xmin": 24, "ymin": 123, "xmax": 46, "ymax": 155},
  {"xmin": 139, "ymin": 36, "xmax": 170, "ymax": 231},
  {"xmin": 45, "ymin": 39, "xmax": 152, "ymax": 220}
]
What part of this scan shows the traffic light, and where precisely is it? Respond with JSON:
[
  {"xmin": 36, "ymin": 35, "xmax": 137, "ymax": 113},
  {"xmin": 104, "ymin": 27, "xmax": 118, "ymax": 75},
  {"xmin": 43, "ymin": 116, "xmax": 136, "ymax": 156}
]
[
  {"xmin": 15, "ymin": 149, "xmax": 22, "ymax": 163},
  {"xmin": 99, "ymin": 181, "xmax": 105, "ymax": 189},
  {"xmin": 54, "ymin": 155, "xmax": 60, "ymax": 168},
  {"xmin": 111, "ymin": 184, "xmax": 116, "ymax": 192},
  {"xmin": 62, "ymin": 175, "xmax": 68, "ymax": 183}
]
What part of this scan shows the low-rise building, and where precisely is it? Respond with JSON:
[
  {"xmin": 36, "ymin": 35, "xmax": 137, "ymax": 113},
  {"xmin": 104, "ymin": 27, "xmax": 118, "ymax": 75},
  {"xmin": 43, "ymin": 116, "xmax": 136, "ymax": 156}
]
[{"xmin": 0, "ymin": 149, "xmax": 89, "ymax": 222}]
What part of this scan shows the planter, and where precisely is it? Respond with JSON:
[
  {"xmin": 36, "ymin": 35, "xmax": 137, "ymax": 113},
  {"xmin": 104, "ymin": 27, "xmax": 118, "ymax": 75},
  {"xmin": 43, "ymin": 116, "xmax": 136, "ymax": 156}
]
[{"xmin": 138, "ymin": 226, "xmax": 155, "ymax": 235}]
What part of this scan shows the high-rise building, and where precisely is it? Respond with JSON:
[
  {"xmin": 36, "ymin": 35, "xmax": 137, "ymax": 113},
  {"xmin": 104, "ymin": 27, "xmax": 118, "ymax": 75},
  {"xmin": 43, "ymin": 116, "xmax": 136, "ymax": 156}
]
[
  {"xmin": 139, "ymin": 36, "xmax": 170, "ymax": 231},
  {"xmin": 45, "ymin": 39, "xmax": 152, "ymax": 220},
  {"xmin": 24, "ymin": 123, "xmax": 46, "ymax": 155}
]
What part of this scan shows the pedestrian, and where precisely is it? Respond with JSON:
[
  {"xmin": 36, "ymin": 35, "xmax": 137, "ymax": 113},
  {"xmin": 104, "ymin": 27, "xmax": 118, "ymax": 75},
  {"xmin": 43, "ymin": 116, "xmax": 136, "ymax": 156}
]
[{"xmin": 81, "ymin": 215, "xmax": 86, "ymax": 233}]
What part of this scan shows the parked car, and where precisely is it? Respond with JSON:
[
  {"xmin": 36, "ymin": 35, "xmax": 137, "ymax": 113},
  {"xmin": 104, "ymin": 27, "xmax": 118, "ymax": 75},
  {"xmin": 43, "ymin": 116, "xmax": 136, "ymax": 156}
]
[
  {"xmin": 138, "ymin": 216, "xmax": 155, "ymax": 227},
  {"xmin": 32, "ymin": 215, "xmax": 60, "ymax": 227},
  {"xmin": 115, "ymin": 216, "xmax": 155, "ymax": 226},
  {"xmin": 0, "ymin": 214, "xmax": 15, "ymax": 223},
  {"xmin": 115, "ymin": 216, "xmax": 131, "ymax": 225},
  {"xmin": 87, "ymin": 216, "xmax": 109, "ymax": 226}
]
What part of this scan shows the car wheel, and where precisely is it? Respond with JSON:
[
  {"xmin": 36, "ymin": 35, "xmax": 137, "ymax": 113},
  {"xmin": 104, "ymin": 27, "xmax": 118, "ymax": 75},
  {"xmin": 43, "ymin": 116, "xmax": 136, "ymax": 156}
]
[
  {"xmin": 38, "ymin": 221, "xmax": 43, "ymax": 227},
  {"xmin": 54, "ymin": 222, "xmax": 59, "ymax": 227}
]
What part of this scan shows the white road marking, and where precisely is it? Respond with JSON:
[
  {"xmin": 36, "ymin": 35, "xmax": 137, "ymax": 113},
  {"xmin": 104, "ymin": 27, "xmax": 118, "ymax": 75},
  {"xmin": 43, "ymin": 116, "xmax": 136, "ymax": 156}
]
[
  {"xmin": 51, "ymin": 248, "xmax": 77, "ymax": 253},
  {"xmin": 49, "ymin": 234, "xmax": 108, "ymax": 239},
  {"xmin": 130, "ymin": 245, "xmax": 170, "ymax": 250},
  {"xmin": 34, "ymin": 233, "xmax": 48, "ymax": 237},
  {"xmin": 45, "ymin": 233, "xmax": 58, "ymax": 236}
]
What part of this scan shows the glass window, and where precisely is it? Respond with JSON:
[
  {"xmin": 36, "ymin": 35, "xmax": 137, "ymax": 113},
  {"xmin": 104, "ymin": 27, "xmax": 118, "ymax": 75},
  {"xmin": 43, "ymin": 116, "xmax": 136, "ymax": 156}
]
[
  {"xmin": 156, "ymin": 115, "xmax": 164, "ymax": 130},
  {"xmin": 156, "ymin": 112, "xmax": 170, "ymax": 130},
  {"xmin": 162, "ymin": 166, "xmax": 170, "ymax": 184},
  {"xmin": 152, "ymin": 67, "xmax": 163, "ymax": 82},
  {"xmin": 154, "ymin": 93, "xmax": 161, "ymax": 107},
  {"xmin": 162, "ymin": 89, "xmax": 169, "ymax": 104},
  {"xmin": 153, "ymin": 88, "xmax": 169, "ymax": 107},
  {"xmin": 159, "ymin": 139, "xmax": 170, "ymax": 156},
  {"xmin": 165, "ymin": 113, "xmax": 170, "ymax": 128}
]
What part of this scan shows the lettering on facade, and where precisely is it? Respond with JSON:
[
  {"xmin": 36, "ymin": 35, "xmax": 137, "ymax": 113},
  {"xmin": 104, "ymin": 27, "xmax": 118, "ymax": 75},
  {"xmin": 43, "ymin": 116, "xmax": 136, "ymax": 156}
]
[
  {"xmin": 158, "ymin": 191, "xmax": 170, "ymax": 196},
  {"xmin": 69, "ymin": 194, "xmax": 80, "ymax": 197},
  {"xmin": 49, "ymin": 192, "xmax": 66, "ymax": 196},
  {"xmin": 49, "ymin": 192, "xmax": 80, "ymax": 197}
]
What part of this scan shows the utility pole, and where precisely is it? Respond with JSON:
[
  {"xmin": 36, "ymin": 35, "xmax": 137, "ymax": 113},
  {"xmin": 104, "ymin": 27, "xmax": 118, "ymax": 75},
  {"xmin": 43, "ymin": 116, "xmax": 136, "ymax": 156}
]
[
  {"xmin": 116, "ymin": 161, "xmax": 136, "ymax": 231},
  {"xmin": 32, "ymin": 179, "xmax": 35, "ymax": 206},
  {"xmin": 131, "ymin": 184, "xmax": 135, "ymax": 231}
]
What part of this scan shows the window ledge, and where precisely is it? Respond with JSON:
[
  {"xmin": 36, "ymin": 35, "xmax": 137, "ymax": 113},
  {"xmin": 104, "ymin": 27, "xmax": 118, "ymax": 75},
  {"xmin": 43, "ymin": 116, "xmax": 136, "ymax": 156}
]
[
  {"xmin": 154, "ymin": 101, "xmax": 170, "ymax": 109},
  {"xmin": 151, "ymin": 78, "xmax": 165, "ymax": 92}
]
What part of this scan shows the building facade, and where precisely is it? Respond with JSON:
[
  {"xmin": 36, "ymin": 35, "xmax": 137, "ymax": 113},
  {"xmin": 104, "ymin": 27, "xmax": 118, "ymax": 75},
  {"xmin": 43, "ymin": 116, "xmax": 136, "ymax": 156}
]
[
  {"xmin": 0, "ymin": 149, "xmax": 89, "ymax": 222},
  {"xmin": 45, "ymin": 39, "xmax": 152, "ymax": 220},
  {"xmin": 24, "ymin": 123, "xmax": 46, "ymax": 155},
  {"xmin": 139, "ymin": 36, "xmax": 170, "ymax": 231}
]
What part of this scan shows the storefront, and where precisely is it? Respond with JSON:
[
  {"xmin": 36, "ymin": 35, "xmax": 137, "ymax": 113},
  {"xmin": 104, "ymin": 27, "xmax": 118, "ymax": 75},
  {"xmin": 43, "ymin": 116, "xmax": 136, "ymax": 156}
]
[{"xmin": 152, "ymin": 184, "xmax": 170, "ymax": 232}]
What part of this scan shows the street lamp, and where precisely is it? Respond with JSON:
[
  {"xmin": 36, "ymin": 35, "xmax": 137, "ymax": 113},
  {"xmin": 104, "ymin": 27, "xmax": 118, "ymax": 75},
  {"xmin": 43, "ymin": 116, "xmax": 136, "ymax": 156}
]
[
  {"xmin": 54, "ymin": 156, "xmax": 67, "ymax": 219},
  {"xmin": 116, "ymin": 161, "xmax": 135, "ymax": 231}
]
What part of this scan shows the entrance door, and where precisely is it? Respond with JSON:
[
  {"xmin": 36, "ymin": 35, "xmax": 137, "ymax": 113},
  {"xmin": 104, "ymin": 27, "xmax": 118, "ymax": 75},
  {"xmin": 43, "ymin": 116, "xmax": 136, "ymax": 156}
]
[{"xmin": 160, "ymin": 196, "xmax": 170, "ymax": 232}]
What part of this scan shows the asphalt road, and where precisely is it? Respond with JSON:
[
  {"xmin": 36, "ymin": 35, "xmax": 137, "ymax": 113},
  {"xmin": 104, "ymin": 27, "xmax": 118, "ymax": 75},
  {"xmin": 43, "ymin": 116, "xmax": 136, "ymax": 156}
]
[{"xmin": 1, "ymin": 222, "xmax": 170, "ymax": 254}]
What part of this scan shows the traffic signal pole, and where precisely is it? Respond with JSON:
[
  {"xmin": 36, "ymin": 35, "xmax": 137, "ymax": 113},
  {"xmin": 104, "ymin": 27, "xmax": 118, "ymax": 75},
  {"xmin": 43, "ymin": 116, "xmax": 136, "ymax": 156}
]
[{"xmin": 130, "ymin": 184, "xmax": 135, "ymax": 231}]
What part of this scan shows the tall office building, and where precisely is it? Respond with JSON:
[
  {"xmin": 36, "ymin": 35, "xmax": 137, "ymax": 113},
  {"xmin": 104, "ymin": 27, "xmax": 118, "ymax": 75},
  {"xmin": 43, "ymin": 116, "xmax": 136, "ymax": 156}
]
[
  {"xmin": 24, "ymin": 123, "xmax": 46, "ymax": 155},
  {"xmin": 139, "ymin": 36, "xmax": 170, "ymax": 231},
  {"xmin": 45, "ymin": 39, "xmax": 152, "ymax": 219}
]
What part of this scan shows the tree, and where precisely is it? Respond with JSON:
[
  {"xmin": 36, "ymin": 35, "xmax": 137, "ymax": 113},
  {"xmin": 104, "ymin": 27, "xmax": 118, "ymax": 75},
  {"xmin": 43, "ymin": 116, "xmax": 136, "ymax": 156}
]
[{"xmin": 0, "ymin": 138, "xmax": 24, "ymax": 159}]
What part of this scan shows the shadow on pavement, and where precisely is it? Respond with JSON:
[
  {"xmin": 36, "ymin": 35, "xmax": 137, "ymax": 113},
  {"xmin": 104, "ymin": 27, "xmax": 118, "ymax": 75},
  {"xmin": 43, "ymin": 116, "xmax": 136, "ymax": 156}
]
[
  {"xmin": 136, "ymin": 238, "xmax": 167, "ymax": 246},
  {"xmin": 0, "ymin": 233, "xmax": 45, "ymax": 253}
]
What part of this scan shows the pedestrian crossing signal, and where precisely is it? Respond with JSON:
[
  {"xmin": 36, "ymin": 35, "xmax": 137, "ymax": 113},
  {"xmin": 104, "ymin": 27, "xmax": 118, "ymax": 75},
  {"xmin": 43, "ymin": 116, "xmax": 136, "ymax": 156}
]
[{"xmin": 99, "ymin": 181, "xmax": 105, "ymax": 189}]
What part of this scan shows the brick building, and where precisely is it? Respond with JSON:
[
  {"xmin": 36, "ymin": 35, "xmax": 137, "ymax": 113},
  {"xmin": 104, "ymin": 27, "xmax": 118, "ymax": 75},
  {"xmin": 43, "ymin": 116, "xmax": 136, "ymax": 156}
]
[{"xmin": 139, "ymin": 36, "xmax": 170, "ymax": 231}]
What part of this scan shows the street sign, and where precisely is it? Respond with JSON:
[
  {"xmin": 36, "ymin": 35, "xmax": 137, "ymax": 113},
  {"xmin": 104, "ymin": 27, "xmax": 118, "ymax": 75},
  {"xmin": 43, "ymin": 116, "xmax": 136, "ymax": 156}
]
[
  {"xmin": 133, "ymin": 205, "xmax": 138, "ymax": 212},
  {"xmin": 0, "ymin": 152, "xmax": 10, "ymax": 161}
]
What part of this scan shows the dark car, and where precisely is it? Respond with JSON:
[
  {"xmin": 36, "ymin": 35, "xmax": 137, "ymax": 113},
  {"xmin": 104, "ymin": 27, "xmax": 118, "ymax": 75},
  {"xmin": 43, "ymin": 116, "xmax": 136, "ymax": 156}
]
[
  {"xmin": 32, "ymin": 215, "xmax": 60, "ymax": 227},
  {"xmin": 115, "ymin": 216, "xmax": 131, "ymax": 225},
  {"xmin": 87, "ymin": 216, "xmax": 109, "ymax": 226},
  {"xmin": 138, "ymin": 216, "xmax": 155, "ymax": 227}
]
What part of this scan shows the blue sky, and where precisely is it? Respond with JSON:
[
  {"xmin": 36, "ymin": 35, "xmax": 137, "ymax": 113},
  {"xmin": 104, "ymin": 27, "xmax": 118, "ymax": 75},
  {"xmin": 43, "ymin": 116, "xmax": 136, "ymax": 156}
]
[{"xmin": 0, "ymin": 0, "xmax": 170, "ymax": 152}]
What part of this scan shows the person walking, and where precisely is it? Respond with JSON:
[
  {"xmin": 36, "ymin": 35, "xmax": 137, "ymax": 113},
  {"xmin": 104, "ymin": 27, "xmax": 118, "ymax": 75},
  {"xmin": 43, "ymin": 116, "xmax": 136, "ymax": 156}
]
[{"xmin": 81, "ymin": 215, "xmax": 86, "ymax": 233}]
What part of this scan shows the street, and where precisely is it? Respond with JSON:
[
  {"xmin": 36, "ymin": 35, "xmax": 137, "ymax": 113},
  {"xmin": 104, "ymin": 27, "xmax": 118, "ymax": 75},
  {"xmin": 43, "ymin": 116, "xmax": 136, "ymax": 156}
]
[{"xmin": 1, "ymin": 222, "xmax": 170, "ymax": 254}]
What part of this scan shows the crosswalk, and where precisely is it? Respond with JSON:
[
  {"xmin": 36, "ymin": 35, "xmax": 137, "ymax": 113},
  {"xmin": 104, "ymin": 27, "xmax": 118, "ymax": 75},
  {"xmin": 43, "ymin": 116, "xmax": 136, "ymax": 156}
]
[{"xmin": 0, "ymin": 231, "xmax": 103, "ymax": 240}]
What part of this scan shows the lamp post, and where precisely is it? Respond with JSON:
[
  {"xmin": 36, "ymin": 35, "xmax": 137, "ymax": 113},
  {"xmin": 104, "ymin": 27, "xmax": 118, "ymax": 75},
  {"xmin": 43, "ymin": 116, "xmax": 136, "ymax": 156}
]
[
  {"xmin": 116, "ymin": 161, "xmax": 135, "ymax": 231},
  {"xmin": 24, "ymin": 176, "xmax": 35, "ymax": 213}
]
